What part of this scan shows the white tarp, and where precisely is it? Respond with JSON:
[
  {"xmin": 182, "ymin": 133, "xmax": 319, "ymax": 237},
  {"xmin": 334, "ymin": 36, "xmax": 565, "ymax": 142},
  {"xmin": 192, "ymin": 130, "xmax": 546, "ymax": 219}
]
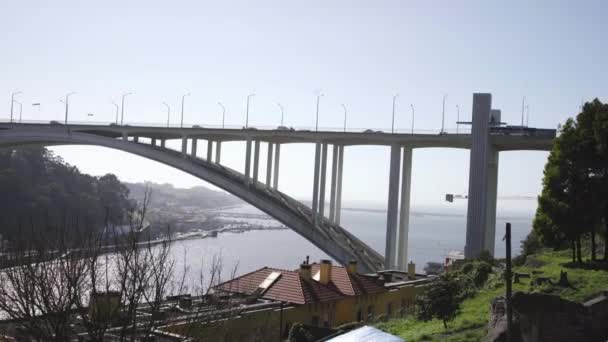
[{"xmin": 327, "ymin": 326, "xmax": 404, "ymax": 342}]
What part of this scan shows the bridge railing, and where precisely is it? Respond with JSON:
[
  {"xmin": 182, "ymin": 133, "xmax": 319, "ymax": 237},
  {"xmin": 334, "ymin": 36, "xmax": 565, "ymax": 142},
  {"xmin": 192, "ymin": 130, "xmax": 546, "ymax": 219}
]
[{"xmin": 0, "ymin": 118, "xmax": 473, "ymax": 135}]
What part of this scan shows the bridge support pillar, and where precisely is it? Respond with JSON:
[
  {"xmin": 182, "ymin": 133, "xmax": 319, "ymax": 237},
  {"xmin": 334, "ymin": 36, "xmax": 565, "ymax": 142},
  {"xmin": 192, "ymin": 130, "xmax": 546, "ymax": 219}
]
[
  {"xmin": 329, "ymin": 145, "xmax": 339, "ymax": 223},
  {"xmin": 318, "ymin": 143, "xmax": 328, "ymax": 219},
  {"xmin": 151, "ymin": 138, "xmax": 156, "ymax": 146},
  {"xmin": 122, "ymin": 132, "xmax": 128, "ymax": 141},
  {"xmin": 160, "ymin": 139, "xmax": 166, "ymax": 148},
  {"xmin": 465, "ymin": 94, "xmax": 499, "ymax": 258},
  {"xmin": 207, "ymin": 140, "xmax": 213, "ymax": 162},
  {"xmin": 181, "ymin": 137, "xmax": 187, "ymax": 155},
  {"xmin": 273, "ymin": 144, "xmax": 281, "ymax": 189},
  {"xmin": 312, "ymin": 142, "xmax": 322, "ymax": 222},
  {"xmin": 253, "ymin": 140, "xmax": 260, "ymax": 182},
  {"xmin": 245, "ymin": 138, "xmax": 252, "ymax": 183},
  {"xmin": 266, "ymin": 142, "xmax": 274, "ymax": 187},
  {"xmin": 335, "ymin": 145, "xmax": 344, "ymax": 225},
  {"xmin": 215, "ymin": 141, "xmax": 222, "ymax": 164},
  {"xmin": 191, "ymin": 139, "xmax": 197, "ymax": 157},
  {"xmin": 385, "ymin": 144, "xmax": 402, "ymax": 269},
  {"xmin": 397, "ymin": 147, "xmax": 413, "ymax": 270},
  {"xmin": 134, "ymin": 136, "xmax": 139, "ymax": 143}
]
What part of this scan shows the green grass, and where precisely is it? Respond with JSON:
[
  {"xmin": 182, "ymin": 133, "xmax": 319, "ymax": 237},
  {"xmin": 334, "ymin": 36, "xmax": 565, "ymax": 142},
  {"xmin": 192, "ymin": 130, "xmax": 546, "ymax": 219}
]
[{"xmin": 377, "ymin": 248, "xmax": 608, "ymax": 341}]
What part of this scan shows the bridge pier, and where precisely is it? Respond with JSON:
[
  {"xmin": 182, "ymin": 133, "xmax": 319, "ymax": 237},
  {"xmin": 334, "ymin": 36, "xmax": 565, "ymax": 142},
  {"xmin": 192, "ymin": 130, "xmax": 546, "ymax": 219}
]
[
  {"xmin": 334, "ymin": 145, "xmax": 344, "ymax": 225},
  {"xmin": 397, "ymin": 147, "xmax": 413, "ymax": 269},
  {"xmin": 151, "ymin": 138, "xmax": 156, "ymax": 146},
  {"xmin": 181, "ymin": 136, "xmax": 187, "ymax": 155},
  {"xmin": 273, "ymin": 144, "xmax": 280, "ymax": 189},
  {"xmin": 207, "ymin": 140, "xmax": 213, "ymax": 162},
  {"xmin": 160, "ymin": 139, "xmax": 166, "ymax": 148},
  {"xmin": 465, "ymin": 94, "xmax": 500, "ymax": 258},
  {"xmin": 245, "ymin": 138, "xmax": 252, "ymax": 183},
  {"xmin": 253, "ymin": 140, "xmax": 260, "ymax": 182},
  {"xmin": 134, "ymin": 136, "xmax": 139, "ymax": 143},
  {"xmin": 329, "ymin": 145, "xmax": 339, "ymax": 222},
  {"xmin": 385, "ymin": 144, "xmax": 402, "ymax": 269},
  {"xmin": 312, "ymin": 142, "xmax": 321, "ymax": 222},
  {"xmin": 266, "ymin": 142, "xmax": 274, "ymax": 187},
  {"xmin": 319, "ymin": 143, "xmax": 328, "ymax": 219},
  {"xmin": 215, "ymin": 141, "xmax": 222, "ymax": 164},
  {"xmin": 191, "ymin": 138, "xmax": 197, "ymax": 157},
  {"xmin": 122, "ymin": 132, "xmax": 128, "ymax": 141}
]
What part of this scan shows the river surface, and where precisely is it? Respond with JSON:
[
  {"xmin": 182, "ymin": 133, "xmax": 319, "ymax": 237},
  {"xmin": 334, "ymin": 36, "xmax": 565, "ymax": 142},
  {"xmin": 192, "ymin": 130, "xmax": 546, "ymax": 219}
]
[{"xmin": 167, "ymin": 201, "xmax": 535, "ymax": 282}]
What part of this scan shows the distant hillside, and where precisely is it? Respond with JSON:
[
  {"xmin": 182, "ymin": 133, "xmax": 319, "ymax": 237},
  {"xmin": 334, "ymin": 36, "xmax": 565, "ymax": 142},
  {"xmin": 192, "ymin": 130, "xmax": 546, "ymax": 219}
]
[{"xmin": 125, "ymin": 182, "xmax": 242, "ymax": 210}]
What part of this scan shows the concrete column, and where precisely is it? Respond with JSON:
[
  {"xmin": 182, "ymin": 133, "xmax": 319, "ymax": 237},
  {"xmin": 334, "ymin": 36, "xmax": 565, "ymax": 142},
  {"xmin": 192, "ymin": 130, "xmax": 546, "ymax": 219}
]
[
  {"xmin": 266, "ymin": 143, "xmax": 274, "ymax": 187},
  {"xmin": 181, "ymin": 136, "xmax": 188, "ymax": 155},
  {"xmin": 312, "ymin": 142, "xmax": 322, "ymax": 221},
  {"xmin": 335, "ymin": 145, "xmax": 344, "ymax": 225},
  {"xmin": 397, "ymin": 147, "xmax": 413, "ymax": 270},
  {"xmin": 151, "ymin": 138, "xmax": 156, "ymax": 146},
  {"xmin": 245, "ymin": 139, "xmax": 252, "ymax": 182},
  {"xmin": 484, "ymin": 147, "xmax": 499, "ymax": 255},
  {"xmin": 215, "ymin": 141, "xmax": 222, "ymax": 164},
  {"xmin": 122, "ymin": 132, "xmax": 128, "ymax": 141},
  {"xmin": 318, "ymin": 144, "xmax": 328, "ymax": 219},
  {"xmin": 465, "ymin": 93, "xmax": 492, "ymax": 258},
  {"xmin": 160, "ymin": 139, "xmax": 166, "ymax": 148},
  {"xmin": 207, "ymin": 140, "xmax": 213, "ymax": 162},
  {"xmin": 133, "ymin": 136, "xmax": 139, "ymax": 143},
  {"xmin": 385, "ymin": 144, "xmax": 402, "ymax": 269},
  {"xmin": 191, "ymin": 139, "xmax": 198, "ymax": 157},
  {"xmin": 253, "ymin": 140, "xmax": 260, "ymax": 182},
  {"xmin": 273, "ymin": 144, "xmax": 281, "ymax": 190},
  {"xmin": 329, "ymin": 145, "xmax": 339, "ymax": 223}
]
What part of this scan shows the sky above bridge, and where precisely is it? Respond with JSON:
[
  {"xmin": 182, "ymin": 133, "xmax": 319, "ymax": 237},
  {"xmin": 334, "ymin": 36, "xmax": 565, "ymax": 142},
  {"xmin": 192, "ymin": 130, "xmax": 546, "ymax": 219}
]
[{"xmin": 1, "ymin": 1, "xmax": 606, "ymax": 208}]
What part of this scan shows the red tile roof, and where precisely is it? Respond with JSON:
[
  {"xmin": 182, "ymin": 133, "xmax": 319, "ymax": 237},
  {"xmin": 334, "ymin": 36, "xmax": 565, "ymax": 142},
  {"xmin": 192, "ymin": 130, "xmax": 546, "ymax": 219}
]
[{"xmin": 216, "ymin": 264, "xmax": 386, "ymax": 305}]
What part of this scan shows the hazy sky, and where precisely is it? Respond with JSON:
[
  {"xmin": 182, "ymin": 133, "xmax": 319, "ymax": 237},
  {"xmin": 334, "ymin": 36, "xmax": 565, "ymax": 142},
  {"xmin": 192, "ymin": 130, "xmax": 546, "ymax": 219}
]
[{"xmin": 2, "ymin": 1, "xmax": 607, "ymax": 207}]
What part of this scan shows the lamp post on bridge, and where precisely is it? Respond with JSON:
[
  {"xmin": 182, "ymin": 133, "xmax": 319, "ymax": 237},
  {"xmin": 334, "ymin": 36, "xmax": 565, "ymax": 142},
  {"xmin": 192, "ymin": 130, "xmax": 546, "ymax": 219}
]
[
  {"xmin": 245, "ymin": 93, "xmax": 255, "ymax": 128},
  {"xmin": 456, "ymin": 105, "xmax": 460, "ymax": 134},
  {"xmin": 163, "ymin": 102, "xmax": 171, "ymax": 127},
  {"xmin": 520, "ymin": 96, "xmax": 526, "ymax": 128},
  {"xmin": 315, "ymin": 93, "xmax": 323, "ymax": 132},
  {"xmin": 410, "ymin": 104, "xmax": 415, "ymax": 134},
  {"xmin": 391, "ymin": 94, "xmax": 399, "ymax": 134},
  {"xmin": 112, "ymin": 102, "xmax": 119, "ymax": 124},
  {"xmin": 276, "ymin": 102, "xmax": 284, "ymax": 126},
  {"xmin": 120, "ymin": 92, "xmax": 132, "ymax": 126},
  {"xmin": 218, "ymin": 102, "xmax": 226, "ymax": 128},
  {"xmin": 341, "ymin": 104, "xmax": 347, "ymax": 132},
  {"xmin": 526, "ymin": 104, "xmax": 530, "ymax": 127},
  {"xmin": 63, "ymin": 92, "xmax": 76, "ymax": 125},
  {"xmin": 180, "ymin": 92, "xmax": 190, "ymax": 128},
  {"xmin": 441, "ymin": 94, "xmax": 447, "ymax": 133},
  {"xmin": 13, "ymin": 100, "xmax": 22, "ymax": 123},
  {"xmin": 10, "ymin": 91, "xmax": 22, "ymax": 123}
]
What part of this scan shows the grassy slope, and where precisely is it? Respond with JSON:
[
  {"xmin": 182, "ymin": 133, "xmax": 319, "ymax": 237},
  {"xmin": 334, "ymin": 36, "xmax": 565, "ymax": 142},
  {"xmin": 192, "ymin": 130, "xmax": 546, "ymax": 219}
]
[{"xmin": 377, "ymin": 248, "xmax": 608, "ymax": 341}]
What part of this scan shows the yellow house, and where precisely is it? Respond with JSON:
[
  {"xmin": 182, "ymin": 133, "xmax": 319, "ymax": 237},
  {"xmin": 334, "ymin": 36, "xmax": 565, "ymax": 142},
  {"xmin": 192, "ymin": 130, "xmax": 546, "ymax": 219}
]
[{"xmin": 165, "ymin": 259, "xmax": 433, "ymax": 341}]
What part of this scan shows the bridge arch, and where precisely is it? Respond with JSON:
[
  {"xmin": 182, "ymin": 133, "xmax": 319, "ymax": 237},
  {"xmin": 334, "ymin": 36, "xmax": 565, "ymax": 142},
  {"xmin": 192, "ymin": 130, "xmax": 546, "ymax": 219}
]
[{"xmin": 0, "ymin": 127, "xmax": 383, "ymax": 272}]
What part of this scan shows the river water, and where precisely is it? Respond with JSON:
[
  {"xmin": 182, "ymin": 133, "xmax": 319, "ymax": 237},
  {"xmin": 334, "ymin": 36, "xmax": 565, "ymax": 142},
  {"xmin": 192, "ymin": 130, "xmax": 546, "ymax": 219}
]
[{"xmin": 166, "ymin": 201, "xmax": 535, "ymax": 281}]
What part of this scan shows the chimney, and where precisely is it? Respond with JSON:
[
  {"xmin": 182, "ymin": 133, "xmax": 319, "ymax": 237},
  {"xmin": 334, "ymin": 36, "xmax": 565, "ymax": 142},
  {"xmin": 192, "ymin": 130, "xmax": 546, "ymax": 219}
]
[
  {"xmin": 346, "ymin": 260, "xmax": 358, "ymax": 274},
  {"xmin": 408, "ymin": 260, "xmax": 416, "ymax": 280},
  {"xmin": 300, "ymin": 263, "xmax": 312, "ymax": 280},
  {"xmin": 319, "ymin": 259, "xmax": 332, "ymax": 285}
]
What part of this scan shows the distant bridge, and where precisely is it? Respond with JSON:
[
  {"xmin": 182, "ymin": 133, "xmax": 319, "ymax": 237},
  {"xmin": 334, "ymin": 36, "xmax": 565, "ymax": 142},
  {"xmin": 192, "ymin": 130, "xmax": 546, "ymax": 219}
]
[{"xmin": 0, "ymin": 93, "xmax": 555, "ymax": 272}]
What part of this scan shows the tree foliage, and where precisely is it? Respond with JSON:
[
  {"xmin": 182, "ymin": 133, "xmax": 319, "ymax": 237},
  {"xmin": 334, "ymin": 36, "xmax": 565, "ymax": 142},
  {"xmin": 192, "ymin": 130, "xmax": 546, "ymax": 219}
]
[
  {"xmin": 533, "ymin": 99, "xmax": 608, "ymax": 262},
  {"xmin": 416, "ymin": 274, "xmax": 461, "ymax": 330}
]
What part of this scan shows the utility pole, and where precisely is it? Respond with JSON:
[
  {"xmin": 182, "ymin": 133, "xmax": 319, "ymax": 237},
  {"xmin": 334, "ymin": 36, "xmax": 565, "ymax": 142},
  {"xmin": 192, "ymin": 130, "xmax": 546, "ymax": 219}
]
[
  {"xmin": 505, "ymin": 222, "xmax": 513, "ymax": 342},
  {"xmin": 391, "ymin": 94, "xmax": 398, "ymax": 134}
]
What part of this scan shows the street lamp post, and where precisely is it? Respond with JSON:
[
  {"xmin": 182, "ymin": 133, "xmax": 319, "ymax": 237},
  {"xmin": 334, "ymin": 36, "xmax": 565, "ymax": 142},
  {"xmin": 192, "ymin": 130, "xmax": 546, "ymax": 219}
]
[
  {"xmin": 520, "ymin": 96, "xmax": 526, "ymax": 128},
  {"xmin": 245, "ymin": 93, "xmax": 255, "ymax": 128},
  {"xmin": 14, "ymin": 100, "xmax": 22, "ymax": 123},
  {"xmin": 341, "ymin": 104, "xmax": 347, "ymax": 132},
  {"xmin": 218, "ymin": 102, "xmax": 226, "ymax": 128},
  {"xmin": 391, "ymin": 94, "xmax": 399, "ymax": 134},
  {"xmin": 64, "ymin": 92, "xmax": 76, "ymax": 125},
  {"xmin": 180, "ymin": 93, "xmax": 191, "ymax": 128},
  {"xmin": 120, "ymin": 92, "xmax": 132, "ymax": 125},
  {"xmin": 276, "ymin": 102, "xmax": 284, "ymax": 126},
  {"xmin": 163, "ymin": 102, "xmax": 171, "ymax": 127},
  {"xmin": 441, "ymin": 94, "xmax": 447, "ymax": 133},
  {"xmin": 410, "ymin": 104, "xmax": 415, "ymax": 134},
  {"xmin": 526, "ymin": 105, "xmax": 530, "ymax": 127},
  {"xmin": 10, "ymin": 91, "xmax": 22, "ymax": 123},
  {"xmin": 456, "ymin": 105, "xmax": 460, "ymax": 134},
  {"xmin": 315, "ymin": 93, "xmax": 324, "ymax": 132},
  {"xmin": 112, "ymin": 102, "xmax": 119, "ymax": 124}
]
